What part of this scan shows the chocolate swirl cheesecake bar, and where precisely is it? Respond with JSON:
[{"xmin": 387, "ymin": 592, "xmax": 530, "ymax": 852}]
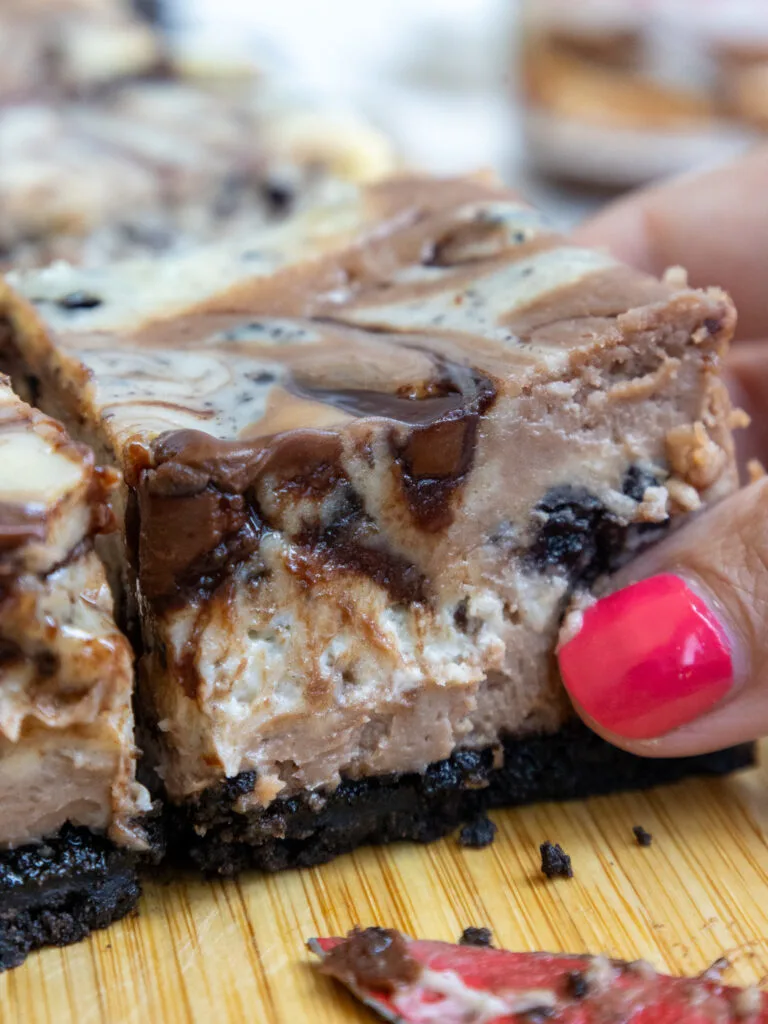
[
  {"xmin": 0, "ymin": 80, "xmax": 396, "ymax": 272},
  {"xmin": 0, "ymin": 174, "xmax": 751, "ymax": 876},
  {"xmin": 0, "ymin": 0, "xmax": 165, "ymax": 105},
  {"xmin": 0, "ymin": 2, "xmax": 394, "ymax": 272},
  {"xmin": 0, "ymin": 375, "xmax": 151, "ymax": 969}
]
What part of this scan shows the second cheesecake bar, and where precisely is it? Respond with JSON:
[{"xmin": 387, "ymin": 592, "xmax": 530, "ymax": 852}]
[
  {"xmin": 0, "ymin": 375, "xmax": 151, "ymax": 969},
  {"xmin": 0, "ymin": 175, "xmax": 750, "ymax": 874}
]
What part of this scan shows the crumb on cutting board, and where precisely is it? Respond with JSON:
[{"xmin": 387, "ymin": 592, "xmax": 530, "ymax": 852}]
[
  {"xmin": 540, "ymin": 841, "xmax": 573, "ymax": 879},
  {"xmin": 459, "ymin": 927, "xmax": 494, "ymax": 948},
  {"xmin": 458, "ymin": 816, "xmax": 497, "ymax": 849},
  {"xmin": 633, "ymin": 825, "xmax": 653, "ymax": 847}
]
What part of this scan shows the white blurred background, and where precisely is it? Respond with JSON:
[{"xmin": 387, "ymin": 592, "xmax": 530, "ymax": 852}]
[
  {"xmin": 163, "ymin": 0, "xmax": 767, "ymax": 226},
  {"xmin": 164, "ymin": 0, "xmax": 597, "ymax": 222},
  {"xmin": 168, "ymin": 0, "xmax": 516, "ymax": 169}
]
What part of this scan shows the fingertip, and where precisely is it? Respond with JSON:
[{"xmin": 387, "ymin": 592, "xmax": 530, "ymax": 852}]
[
  {"xmin": 572, "ymin": 146, "xmax": 768, "ymax": 339},
  {"xmin": 572, "ymin": 197, "xmax": 656, "ymax": 272}
]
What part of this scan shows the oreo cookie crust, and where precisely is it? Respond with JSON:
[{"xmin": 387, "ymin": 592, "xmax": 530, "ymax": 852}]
[
  {"xmin": 0, "ymin": 825, "xmax": 140, "ymax": 972},
  {"xmin": 166, "ymin": 723, "xmax": 754, "ymax": 876}
]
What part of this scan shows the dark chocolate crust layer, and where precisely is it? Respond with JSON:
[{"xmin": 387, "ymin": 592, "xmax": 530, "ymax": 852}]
[
  {"xmin": 0, "ymin": 825, "xmax": 141, "ymax": 972},
  {"xmin": 166, "ymin": 721, "xmax": 754, "ymax": 876}
]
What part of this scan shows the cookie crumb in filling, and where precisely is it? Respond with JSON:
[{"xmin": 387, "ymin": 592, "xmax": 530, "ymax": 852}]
[{"xmin": 565, "ymin": 969, "xmax": 589, "ymax": 999}]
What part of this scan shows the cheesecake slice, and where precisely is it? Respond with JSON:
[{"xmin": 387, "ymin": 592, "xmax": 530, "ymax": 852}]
[
  {"xmin": 0, "ymin": 2, "xmax": 393, "ymax": 270},
  {"xmin": 0, "ymin": 82, "xmax": 395, "ymax": 271},
  {"xmin": 0, "ymin": 79, "xmax": 395, "ymax": 272},
  {"xmin": 0, "ymin": 375, "xmax": 150, "ymax": 970},
  {"xmin": 0, "ymin": 174, "xmax": 750, "ymax": 876},
  {"xmin": 0, "ymin": 0, "xmax": 165, "ymax": 104}
]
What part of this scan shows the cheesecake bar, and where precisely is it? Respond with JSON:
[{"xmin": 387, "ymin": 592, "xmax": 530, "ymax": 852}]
[
  {"xmin": 0, "ymin": 375, "xmax": 150, "ymax": 970},
  {"xmin": 0, "ymin": 174, "xmax": 750, "ymax": 875},
  {"xmin": 0, "ymin": 0, "xmax": 393, "ymax": 269},
  {"xmin": 0, "ymin": 80, "xmax": 395, "ymax": 271},
  {"xmin": 0, "ymin": 0, "xmax": 165, "ymax": 103}
]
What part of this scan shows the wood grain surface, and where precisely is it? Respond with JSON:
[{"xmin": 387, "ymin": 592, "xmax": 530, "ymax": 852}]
[{"xmin": 3, "ymin": 743, "xmax": 768, "ymax": 1023}]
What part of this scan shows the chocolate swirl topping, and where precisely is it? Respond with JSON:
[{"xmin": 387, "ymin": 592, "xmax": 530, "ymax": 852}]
[{"xmin": 138, "ymin": 355, "xmax": 496, "ymax": 604}]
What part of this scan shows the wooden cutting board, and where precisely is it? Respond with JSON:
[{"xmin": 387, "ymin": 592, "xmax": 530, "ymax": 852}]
[{"xmin": 4, "ymin": 742, "xmax": 768, "ymax": 1024}]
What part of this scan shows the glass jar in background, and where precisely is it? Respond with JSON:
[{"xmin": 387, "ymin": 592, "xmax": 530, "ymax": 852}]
[{"xmin": 518, "ymin": 0, "xmax": 768, "ymax": 193}]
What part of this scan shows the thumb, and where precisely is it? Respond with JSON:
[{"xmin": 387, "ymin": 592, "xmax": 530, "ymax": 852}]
[{"xmin": 557, "ymin": 478, "xmax": 768, "ymax": 757}]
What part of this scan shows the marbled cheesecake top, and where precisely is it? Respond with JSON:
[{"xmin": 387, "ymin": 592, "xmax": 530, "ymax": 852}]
[{"xmin": 5, "ymin": 174, "xmax": 733, "ymax": 483}]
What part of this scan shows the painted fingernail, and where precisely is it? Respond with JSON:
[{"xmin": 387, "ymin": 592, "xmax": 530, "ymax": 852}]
[{"xmin": 558, "ymin": 574, "xmax": 734, "ymax": 740}]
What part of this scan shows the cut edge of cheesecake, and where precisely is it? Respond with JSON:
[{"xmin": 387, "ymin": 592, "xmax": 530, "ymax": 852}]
[{"xmin": 0, "ymin": 172, "xmax": 751, "ymax": 878}]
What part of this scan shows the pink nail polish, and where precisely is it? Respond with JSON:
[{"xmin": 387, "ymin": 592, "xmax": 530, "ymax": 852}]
[{"xmin": 558, "ymin": 574, "xmax": 734, "ymax": 740}]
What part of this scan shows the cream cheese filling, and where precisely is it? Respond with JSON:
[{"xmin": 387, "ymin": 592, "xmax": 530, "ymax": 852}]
[{"xmin": 0, "ymin": 724, "xmax": 151, "ymax": 849}]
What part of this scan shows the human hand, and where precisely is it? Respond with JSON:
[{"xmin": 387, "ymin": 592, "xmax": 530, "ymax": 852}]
[{"xmin": 557, "ymin": 146, "xmax": 768, "ymax": 757}]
